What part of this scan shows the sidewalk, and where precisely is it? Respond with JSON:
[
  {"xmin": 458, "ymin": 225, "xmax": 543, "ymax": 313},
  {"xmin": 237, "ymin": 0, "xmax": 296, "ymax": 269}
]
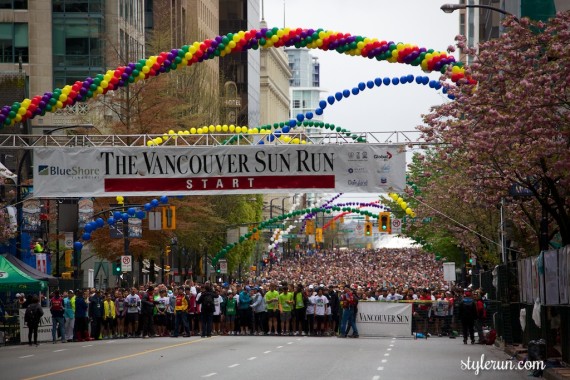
[{"xmin": 503, "ymin": 342, "xmax": 568, "ymax": 380}]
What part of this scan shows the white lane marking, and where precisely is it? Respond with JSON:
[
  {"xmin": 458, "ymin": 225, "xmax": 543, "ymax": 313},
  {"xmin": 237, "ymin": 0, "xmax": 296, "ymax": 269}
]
[
  {"xmin": 248, "ymin": 357, "xmax": 257, "ymax": 361},
  {"xmin": 389, "ymin": 344, "xmax": 394, "ymax": 347},
  {"xmin": 287, "ymin": 342, "xmax": 293, "ymax": 345},
  {"xmin": 277, "ymin": 346, "xmax": 283, "ymax": 349},
  {"xmin": 377, "ymin": 366, "xmax": 384, "ymax": 371},
  {"xmin": 296, "ymin": 338, "xmax": 302, "ymax": 341},
  {"xmin": 228, "ymin": 364, "xmax": 240, "ymax": 368},
  {"xmin": 82, "ymin": 345, "xmax": 92, "ymax": 348},
  {"xmin": 106, "ymin": 340, "xmax": 115, "ymax": 343},
  {"xmin": 381, "ymin": 359, "xmax": 387, "ymax": 363},
  {"xmin": 387, "ymin": 348, "xmax": 392, "ymax": 351},
  {"xmin": 201, "ymin": 373, "xmax": 217, "ymax": 378},
  {"xmin": 264, "ymin": 350, "xmax": 272, "ymax": 354},
  {"xmin": 372, "ymin": 376, "xmax": 380, "ymax": 380},
  {"xmin": 384, "ymin": 353, "xmax": 390, "ymax": 357},
  {"xmin": 19, "ymin": 355, "xmax": 34, "ymax": 359},
  {"xmin": 53, "ymin": 349, "xmax": 67, "ymax": 352}
]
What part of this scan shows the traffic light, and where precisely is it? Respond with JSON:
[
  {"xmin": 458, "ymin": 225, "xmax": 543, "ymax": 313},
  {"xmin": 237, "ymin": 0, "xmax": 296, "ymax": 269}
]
[
  {"xmin": 164, "ymin": 265, "xmax": 171, "ymax": 272},
  {"xmin": 113, "ymin": 260, "xmax": 121, "ymax": 274},
  {"xmin": 165, "ymin": 245, "xmax": 171, "ymax": 256},
  {"xmin": 330, "ymin": 220, "xmax": 336, "ymax": 231},
  {"xmin": 364, "ymin": 222, "xmax": 373, "ymax": 236},
  {"xmin": 161, "ymin": 205, "xmax": 176, "ymax": 230},
  {"xmin": 216, "ymin": 264, "xmax": 221, "ymax": 273},
  {"xmin": 379, "ymin": 212, "xmax": 391, "ymax": 233},
  {"xmin": 61, "ymin": 272, "xmax": 72, "ymax": 279},
  {"xmin": 64, "ymin": 250, "xmax": 72, "ymax": 268},
  {"xmin": 305, "ymin": 219, "xmax": 315, "ymax": 235},
  {"xmin": 315, "ymin": 228, "xmax": 323, "ymax": 243}
]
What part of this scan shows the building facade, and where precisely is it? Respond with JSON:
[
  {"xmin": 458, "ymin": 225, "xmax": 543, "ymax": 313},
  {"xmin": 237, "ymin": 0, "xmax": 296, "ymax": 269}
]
[{"xmin": 285, "ymin": 47, "xmax": 323, "ymax": 123}]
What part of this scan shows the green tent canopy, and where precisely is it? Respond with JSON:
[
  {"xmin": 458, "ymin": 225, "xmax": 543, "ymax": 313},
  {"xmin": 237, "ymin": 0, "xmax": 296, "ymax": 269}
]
[{"xmin": 0, "ymin": 254, "xmax": 57, "ymax": 292}]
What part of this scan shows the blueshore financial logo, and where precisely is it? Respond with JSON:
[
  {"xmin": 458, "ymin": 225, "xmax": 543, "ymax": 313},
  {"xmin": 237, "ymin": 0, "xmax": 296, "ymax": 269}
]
[{"xmin": 38, "ymin": 164, "xmax": 101, "ymax": 180}]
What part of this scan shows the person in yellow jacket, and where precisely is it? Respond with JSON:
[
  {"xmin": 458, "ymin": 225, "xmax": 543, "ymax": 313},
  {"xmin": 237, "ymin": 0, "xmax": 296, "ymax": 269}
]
[
  {"xmin": 173, "ymin": 287, "xmax": 190, "ymax": 337},
  {"xmin": 103, "ymin": 292, "xmax": 116, "ymax": 339}
]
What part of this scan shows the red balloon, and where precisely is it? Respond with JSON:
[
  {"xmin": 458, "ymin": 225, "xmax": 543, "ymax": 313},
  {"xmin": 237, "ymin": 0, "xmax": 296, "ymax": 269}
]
[
  {"xmin": 149, "ymin": 69, "xmax": 156, "ymax": 76},
  {"xmin": 156, "ymin": 55, "xmax": 165, "ymax": 64},
  {"xmin": 152, "ymin": 63, "xmax": 161, "ymax": 70}
]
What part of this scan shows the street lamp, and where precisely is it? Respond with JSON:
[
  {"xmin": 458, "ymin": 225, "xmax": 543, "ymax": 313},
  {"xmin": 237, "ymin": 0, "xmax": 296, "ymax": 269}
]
[{"xmin": 440, "ymin": 3, "xmax": 519, "ymax": 22}]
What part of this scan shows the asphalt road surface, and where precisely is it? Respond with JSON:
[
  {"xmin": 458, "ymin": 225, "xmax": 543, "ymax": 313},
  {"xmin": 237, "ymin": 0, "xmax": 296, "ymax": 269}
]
[{"xmin": 1, "ymin": 335, "xmax": 533, "ymax": 380}]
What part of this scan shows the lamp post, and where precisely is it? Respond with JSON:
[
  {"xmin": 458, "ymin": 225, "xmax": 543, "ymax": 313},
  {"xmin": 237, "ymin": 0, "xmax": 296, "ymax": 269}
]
[
  {"xmin": 440, "ymin": 3, "xmax": 519, "ymax": 22},
  {"xmin": 15, "ymin": 124, "xmax": 94, "ymax": 266}
]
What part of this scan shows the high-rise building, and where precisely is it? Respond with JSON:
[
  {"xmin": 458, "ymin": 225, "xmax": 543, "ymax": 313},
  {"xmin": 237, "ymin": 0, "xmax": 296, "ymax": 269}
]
[
  {"xmin": 457, "ymin": 0, "xmax": 570, "ymax": 63},
  {"xmin": 0, "ymin": 1, "xmax": 146, "ymax": 131},
  {"xmin": 259, "ymin": 18, "xmax": 291, "ymax": 126},
  {"xmin": 286, "ymin": 47, "xmax": 324, "ymax": 122},
  {"xmin": 219, "ymin": 0, "xmax": 260, "ymax": 128}
]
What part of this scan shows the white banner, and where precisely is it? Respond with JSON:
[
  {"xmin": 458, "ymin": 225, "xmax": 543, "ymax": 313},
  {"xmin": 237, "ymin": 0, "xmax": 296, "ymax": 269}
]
[
  {"xmin": 35, "ymin": 253, "xmax": 47, "ymax": 273},
  {"xmin": 443, "ymin": 262, "xmax": 456, "ymax": 282},
  {"xmin": 355, "ymin": 301, "xmax": 412, "ymax": 337},
  {"xmin": 19, "ymin": 307, "xmax": 53, "ymax": 343},
  {"xmin": 32, "ymin": 144, "xmax": 406, "ymax": 197}
]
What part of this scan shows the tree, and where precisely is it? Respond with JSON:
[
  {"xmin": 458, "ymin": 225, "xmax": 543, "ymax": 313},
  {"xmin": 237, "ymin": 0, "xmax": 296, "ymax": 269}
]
[{"xmin": 419, "ymin": 13, "xmax": 570, "ymax": 250}]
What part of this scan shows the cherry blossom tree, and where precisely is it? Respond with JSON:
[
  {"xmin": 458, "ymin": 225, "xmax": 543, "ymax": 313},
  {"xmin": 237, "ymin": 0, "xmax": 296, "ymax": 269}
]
[{"xmin": 419, "ymin": 12, "xmax": 570, "ymax": 251}]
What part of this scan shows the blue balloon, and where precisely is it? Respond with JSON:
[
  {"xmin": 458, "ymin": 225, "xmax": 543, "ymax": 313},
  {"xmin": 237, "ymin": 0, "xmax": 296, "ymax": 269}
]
[
  {"xmin": 383, "ymin": 77, "xmax": 391, "ymax": 85},
  {"xmin": 374, "ymin": 77, "xmax": 382, "ymax": 86},
  {"xmin": 366, "ymin": 80, "xmax": 374, "ymax": 89},
  {"xmin": 342, "ymin": 89, "xmax": 350, "ymax": 98},
  {"xmin": 122, "ymin": 213, "xmax": 129, "ymax": 221},
  {"xmin": 392, "ymin": 77, "xmax": 400, "ymax": 85},
  {"xmin": 274, "ymin": 130, "xmax": 282, "ymax": 138},
  {"xmin": 144, "ymin": 203, "xmax": 152, "ymax": 211},
  {"xmin": 448, "ymin": 94, "xmax": 456, "ymax": 100},
  {"xmin": 415, "ymin": 76, "xmax": 422, "ymax": 84},
  {"xmin": 422, "ymin": 76, "xmax": 429, "ymax": 85},
  {"xmin": 84, "ymin": 223, "xmax": 94, "ymax": 233},
  {"xmin": 160, "ymin": 196, "xmax": 168, "ymax": 204},
  {"xmin": 288, "ymin": 119, "xmax": 296, "ymax": 127},
  {"xmin": 327, "ymin": 95, "xmax": 335, "ymax": 105},
  {"xmin": 407, "ymin": 74, "xmax": 414, "ymax": 82},
  {"xmin": 306, "ymin": 112, "xmax": 313, "ymax": 120},
  {"xmin": 335, "ymin": 92, "xmax": 342, "ymax": 101},
  {"xmin": 296, "ymin": 113, "xmax": 304, "ymax": 122},
  {"xmin": 96, "ymin": 218, "xmax": 105, "ymax": 227},
  {"xmin": 74, "ymin": 241, "xmax": 83, "ymax": 250},
  {"xmin": 429, "ymin": 80, "xmax": 437, "ymax": 88},
  {"xmin": 82, "ymin": 232, "xmax": 91, "ymax": 241},
  {"xmin": 400, "ymin": 75, "xmax": 407, "ymax": 84},
  {"xmin": 319, "ymin": 100, "xmax": 327, "ymax": 109},
  {"xmin": 107, "ymin": 217, "xmax": 115, "ymax": 225},
  {"xmin": 358, "ymin": 82, "xmax": 366, "ymax": 91},
  {"xmin": 127, "ymin": 207, "xmax": 136, "ymax": 216},
  {"xmin": 351, "ymin": 87, "xmax": 359, "ymax": 95},
  {"xmin": 113, "ymin": 211, "xmax": 122, "ymax": 219},
  {"xmin": 268, "ymin": 134, "xmax": 275, "ymax": 142},
  {"xmin": 282, "ymin": 126, "xmax": 290, "ymax": 133},
  {"xmin": 150, "ymin": 199, "xmax": 159, "ymax": 207},
  {"xmin": 258, "ymin": 140, "xmax": 265, "ymax": 145},
  {"xmin": 136, "ymin": 210, "xmax": 145, "ymax": 219},
  {"xmin": 315, "ymin": 108, "xmax": 323, "ymax": 115},
  {"xmin": 442, "ymin": 87, "xmax": 448, "ymax": 94}
]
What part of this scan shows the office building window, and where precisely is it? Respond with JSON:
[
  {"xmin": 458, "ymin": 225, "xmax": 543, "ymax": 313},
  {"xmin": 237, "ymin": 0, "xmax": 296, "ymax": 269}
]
[
  {"xmin": 0, "ymin": 0, "xmax": 27, "ymax": 9},
  {"xmin": 53, "ymin": 0, "xmax": 103, "ymax": 13},
  {"xmin": 0, "ymin": 23, "xmax": 28, "ymax": 63}
]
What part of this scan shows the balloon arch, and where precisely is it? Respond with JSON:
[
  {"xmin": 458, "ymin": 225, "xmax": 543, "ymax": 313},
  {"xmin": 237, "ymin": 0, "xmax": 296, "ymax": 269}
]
[{"xmin": 3, "ymin": 27, "xmax": 470, "ymax": 268}]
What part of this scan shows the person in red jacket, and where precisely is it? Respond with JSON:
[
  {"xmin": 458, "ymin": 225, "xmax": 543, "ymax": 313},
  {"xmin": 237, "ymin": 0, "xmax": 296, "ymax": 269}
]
[{"xmin": 474, "ymin": 291, "xmax": 487, "ymax": 344}]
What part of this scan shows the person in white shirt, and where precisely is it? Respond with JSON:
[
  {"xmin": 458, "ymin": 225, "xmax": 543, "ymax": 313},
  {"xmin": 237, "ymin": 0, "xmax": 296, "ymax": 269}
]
[
  {"xmin": 125, "ymin": 288, "xmax": 141, "ymax": 338},
  {"xmin": 212, "ymin": 290, "xmax": 223, "ymax": 335},
  {"xmin": 313, "ymin": 288, "xmax": 329, "ymax": 336},
  {"xmin": 305, "ymin": 287, "xmax": 316, "ymax": 336}
]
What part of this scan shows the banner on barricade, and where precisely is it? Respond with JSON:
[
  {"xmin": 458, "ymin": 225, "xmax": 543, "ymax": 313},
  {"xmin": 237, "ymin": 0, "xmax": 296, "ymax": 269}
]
[
  {"xmin": 32, "ymin": 144, "xmax": 406, "ymax": 197},
  {"xmin": 19, "ymin": 307, "xmax": 53, "ymax": 343},
  {"xmin": 356, "ymin": 301, "xmax": 412, "ymax": 337}
]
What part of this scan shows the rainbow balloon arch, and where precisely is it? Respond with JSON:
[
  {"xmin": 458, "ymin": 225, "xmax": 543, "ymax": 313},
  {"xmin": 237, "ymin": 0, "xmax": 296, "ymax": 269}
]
[{"xmin": 1, "ymin": 27, "xmax": 473, "ymax": 128}]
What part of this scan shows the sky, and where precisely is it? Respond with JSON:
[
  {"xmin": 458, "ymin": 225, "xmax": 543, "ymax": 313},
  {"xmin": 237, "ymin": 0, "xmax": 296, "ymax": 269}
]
[{"xmin": 262, "ymin": 0, "xmax": 460, "ymax": 137}]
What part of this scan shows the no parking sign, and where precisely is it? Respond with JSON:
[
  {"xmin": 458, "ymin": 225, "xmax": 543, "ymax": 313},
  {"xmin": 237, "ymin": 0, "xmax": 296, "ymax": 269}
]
[
  {"xmin": 121, "ymin": 255, "xmax": 132, "ymax": 272},
  {"xmin": 391, "ymin": 218, "xmax": 402, "ymax": 234}
]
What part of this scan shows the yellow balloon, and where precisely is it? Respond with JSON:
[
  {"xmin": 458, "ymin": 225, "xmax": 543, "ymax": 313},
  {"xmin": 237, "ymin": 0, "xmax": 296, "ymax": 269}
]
[
  {"xmin": 17, "ymin": 107, "xmax": 26, "ymax": 115},
  {"xmin": 229, "ymin": 125, "xmax": 235, "ymax": 132},
  {"xmin": 400, "ymin": 202, "xmax": 407, "ymax": 209},
  {"xmin": 292, "ymin": 138, "xmax": 300, "ymax": 144},
  {"xmin": 406, "ymin": 208, "xmax": 413, "ymax": 215},
  {"xmin": 168, "ymin": 130, "xmax": 175, "ymax": 135},
  {"xmin": 215, "ymin": 125, "xmax": 222, "ymax": 132},
  {"xmin": 178, "ymin": 131, "xmax": 184, "ymax": 135},
  {"xmin": 116, "ymin": 196, "xmax": 124, "ymax": 202},
  {"xmin": 208, "ymin": 125, "xmax": 215, "ymax": 133},
  {"xmin": 197, "ymin": 128, "xmax": 204, "ymax": 134},
  {"xmin": 147, "ymin": 141, "xmax": 155, "ymax": 146},
  {"xmin": 190, "ymin": 127, "xmax": 196, "ymax": 134},
  {"xmin": 222, "ymin": 125, "xmax": 228, "ymax": 132},
  {"xmin": 141, "ymin": 66, "xmax": 150, "ymax": 73},
  {"xmin": 155, "ymin": 137, "xmax": 163, "ymax": 144},
  {"xmin": 235, "ymin": 126, "xmax": 242, "ymax": 133},
  {"xmin": 15, "ymin": 114, "xmax": 22, "ymax": 122}
]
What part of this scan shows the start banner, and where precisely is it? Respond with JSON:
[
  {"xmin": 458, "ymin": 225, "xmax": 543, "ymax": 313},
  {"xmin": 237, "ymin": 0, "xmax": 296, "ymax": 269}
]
[
  {"xmin": 356, "ymin": 301, "xmax": 412, "ymax": 337},
  {"xmin": 33, "ymin": 144, "xmax": 405, "ymax": 197}
]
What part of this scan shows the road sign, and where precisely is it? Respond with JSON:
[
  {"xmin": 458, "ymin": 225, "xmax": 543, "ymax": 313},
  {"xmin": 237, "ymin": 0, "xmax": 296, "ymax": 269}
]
[
  {"xmin": 219, "ymin": 259, "xmax": 227, "ymax": 274},
  {"xmin": 121, "ymin": 255, "xmax": 132, "ymax": 272},
  {"xmin": 443, "ymin": 262, "xmax": 456, "ymax": 282},
  {"xmin": 64, "ymin": 232, "xmax": 73, "ymax": 249},
  {"xmin": 148, "ymin": 211, "xmax": 162, "ymax": 230},
  {"xmin": 391, "ymin": 218, "xmax": 402, "ymax": 234}
]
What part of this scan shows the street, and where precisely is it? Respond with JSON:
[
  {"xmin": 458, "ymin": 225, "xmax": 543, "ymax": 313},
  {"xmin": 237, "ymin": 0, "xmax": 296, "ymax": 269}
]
[{"xmin": 0, "ymin": 335, "xmax": 531, "ymax": 380}]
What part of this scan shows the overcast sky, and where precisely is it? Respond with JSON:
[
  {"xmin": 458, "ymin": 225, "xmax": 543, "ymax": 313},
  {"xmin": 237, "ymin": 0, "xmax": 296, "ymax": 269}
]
[{"xmin": 262, "ymin": 0, "xmax": 459, "ymax": 137}]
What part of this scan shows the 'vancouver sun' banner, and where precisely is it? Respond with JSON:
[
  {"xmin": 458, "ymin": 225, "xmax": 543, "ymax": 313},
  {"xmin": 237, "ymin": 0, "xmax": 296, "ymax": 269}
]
[{"xmin": 33, "ymin": 144, "xmax": 405, "ymax": 197}]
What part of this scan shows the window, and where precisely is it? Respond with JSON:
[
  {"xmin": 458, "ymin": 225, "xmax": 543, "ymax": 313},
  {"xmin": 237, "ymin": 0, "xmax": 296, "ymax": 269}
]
[
  {"xmin": 0, "ymin": 0, "xmax": 27, "ymax": 9},
  {"xmin": 293, "ymin": 100, "xmax": 300, "ymax": 108},
  {"xmin": 0, "ymin": 23, "xmax": 28, "ymax": 63}
]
